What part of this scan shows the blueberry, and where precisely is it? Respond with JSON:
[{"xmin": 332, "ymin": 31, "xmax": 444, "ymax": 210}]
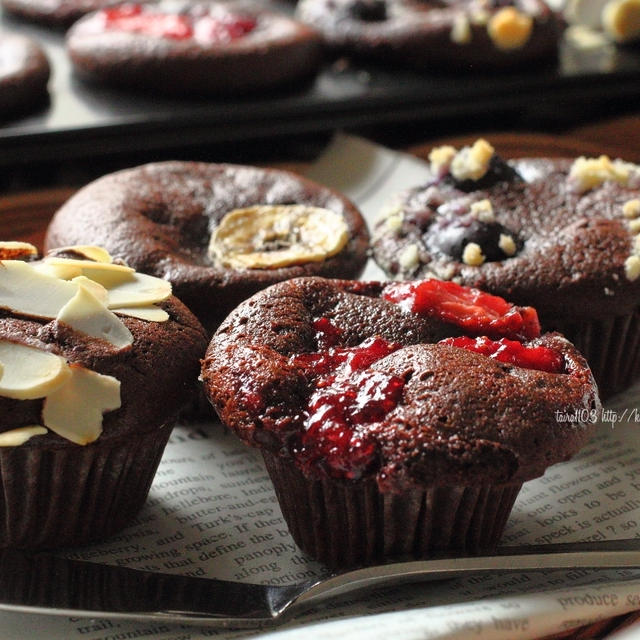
[
  {"xmin": 446, "ymin": 155, "xmax": 522, "ymax": 193},
  {"xmin": 426, "ymin": 217, "xmax": 521, "ymax": 262},
  {"xmin": 348, "ymin": 0, "xmax": 387, "ymax": 21}
]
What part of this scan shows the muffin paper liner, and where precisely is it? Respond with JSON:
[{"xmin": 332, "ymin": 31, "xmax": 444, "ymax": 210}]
[
  {"xmin": 0, "ymin": 422, "xmax": 173, "ymax": 549},
  {"xmin": 550, "ymin": 309, "xmax": 640, "ymax": 400},
  {"xmin": 262, "ymin": 451, "xmax": 522, "ymax": 568}
]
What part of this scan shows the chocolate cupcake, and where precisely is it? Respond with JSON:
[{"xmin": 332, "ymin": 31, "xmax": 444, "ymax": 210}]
[
  {"xmin": 371, "ymin": 139, "xmax": 640, "ymax": 398},
  {"xmin": 0, "ymin": 242, "xmax": 207, "ymax": 549},
  {"xmin": 0, "ymin": 33, "xmax": 50, "ymax": 119},
  {"xmin": 65, "ymin": 0, "xmax": 323, "ymax": 95},
  {"xmin": 202, "ymin": 276, "xmax": 598, "ymax": 568},
  {"xmin": 45, "ymin": 161, "xmax": 369, "ymax": 336},
  {"xmin": 1, "ymin": 0, "xmax": 118, "ymax": 28},
  {"xmin": 295, "ymin": 0, "xmax": 561, "ymax": 70}
]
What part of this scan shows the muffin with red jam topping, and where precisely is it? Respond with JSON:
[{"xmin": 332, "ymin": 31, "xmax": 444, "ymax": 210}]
[
  {"xmin": 0, "ymin": 242, "xmax": 207, "ymax": 549},
  {"xmin": 45, "ymin": 161, "xmax": 369, "ymax": 336},
  {"xmin": 372, "ymin": 139, "xmax": 640, "ymax": 398},
  {"xmin": 295, "ymin": 0, "xmax": 561, "ymax": 70},
  {"xmin": 202, "ymin": 276, "xmax": 598, "ymax": 568},
  {"xmin": 65, "ymin": 0, "xmax": 323, "ymax": 95}
]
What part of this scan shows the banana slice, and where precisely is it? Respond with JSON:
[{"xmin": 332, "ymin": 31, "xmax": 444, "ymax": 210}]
[{"xmin": 209, "ymin": 205, "xmax": 350, "ymax": 269}]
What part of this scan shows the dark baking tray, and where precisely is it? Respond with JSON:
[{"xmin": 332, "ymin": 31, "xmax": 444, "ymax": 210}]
[{"xmin": 2, "ymin": 4, "xmax": 640, "ymax": 167}]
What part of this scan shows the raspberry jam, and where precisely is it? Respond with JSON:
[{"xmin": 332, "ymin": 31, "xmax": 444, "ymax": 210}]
[
  {"xmin": 382, "ymin": 279, "xmax": 540, "ymax": 340},
  {"xmin": 440, "ymin": 336, "xmax": 564, "ymax": 373},
  {"xmin": 101, "ymin": 4, "xmax": 256, "ymax": 42},
  {"xmin": 290, "ymin": 320, "xmax": 404, "ymax": 480}
]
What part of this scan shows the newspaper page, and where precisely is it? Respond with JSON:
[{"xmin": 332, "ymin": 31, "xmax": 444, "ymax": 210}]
[{"xmin": 2, "ymin": 134, "xmax": 640, "ymax": 640}]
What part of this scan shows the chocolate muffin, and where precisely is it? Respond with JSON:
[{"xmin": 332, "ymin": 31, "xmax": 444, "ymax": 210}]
[
  {"xmin": 65, "ymin": 0, "xmax": 323, "ymax": 95},
  {"xmin": 0, "ymin": 242, "xmax": 207, "ymax": 549},
  {"xmin": 371, "ymin": 139, "xmax": 640, "ymax": 398},
  {"xmin": 1, "ymin": 0, "xmax": 117, "ymax": 28},
  {"xmin": 45, "ymin": 161, "xmax": 369, "ymax": 335},
  {"xmin": 202, "ymin": 276, "xmax": 599, "ymax": 568},
  {"xmin": 295, "ymin": 0, "xmax": 561, "ymax": 70},
  {"xmin": 0, "ymin": 33, "xmax": 49, "ymax": 119}
]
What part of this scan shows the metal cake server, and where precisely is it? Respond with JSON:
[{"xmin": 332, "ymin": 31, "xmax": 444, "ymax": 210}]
[{"xmin": 0, "ymin": 539, "xmax": 639, "ymax": 629}]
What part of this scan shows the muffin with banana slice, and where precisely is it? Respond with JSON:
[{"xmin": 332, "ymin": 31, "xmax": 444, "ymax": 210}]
[
  {"xmin": 45, "ymin": 161, "xmax": 369, "ymax": 335},
  {"xmin": 0, "ymin": 241, "xmax": 207, "ymax": 549}
]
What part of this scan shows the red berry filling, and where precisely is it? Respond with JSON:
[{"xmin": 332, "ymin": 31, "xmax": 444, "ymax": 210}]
[
  {"xmin": 101, "ymin": 4, "xmax": 256, "ymax": 42},
  {"xmin": 440, "ymin": 336, "xmax": 564, "ymax": 373},
  {"xmin": 290, "ymin": 320, "xmax": 404, "ymax": 480},
  {"xmin": 382, "ymin": 279, "xmax": 540, "ymax": 340}
]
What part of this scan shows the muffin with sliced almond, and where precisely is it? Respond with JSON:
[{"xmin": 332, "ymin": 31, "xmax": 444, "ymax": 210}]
[
  {"xmin": 0, "ymin": 241, "xmax": 207, "ymax": 549},
  {"xmin": 372, "ymin": 139, "xmax": 640, "ymax": 398},
  {"xmin": 44, "ymin": 161, "xmax": 369, "ymax": 336}
]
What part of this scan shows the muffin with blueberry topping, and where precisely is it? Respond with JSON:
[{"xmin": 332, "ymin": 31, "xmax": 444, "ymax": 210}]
[
  {"xmin": 295, "ymin": 0, "xmax": 562, "ymax": 70},
  {"xmin": 372, "ymin": 139, "xmax": 640, "ymax": 398},
  {"xmin": 202, "ymin": 275, "xmax": 598, "ymax": 568}
]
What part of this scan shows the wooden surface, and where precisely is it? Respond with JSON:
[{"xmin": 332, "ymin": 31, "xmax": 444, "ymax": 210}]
[{"xmin": 2, "ymin": 119, "xmax": 640, "ymax": 640}]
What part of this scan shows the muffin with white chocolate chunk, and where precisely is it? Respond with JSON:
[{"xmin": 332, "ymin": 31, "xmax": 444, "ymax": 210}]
[
  {"xmin": 45, "ymin": 161, "xmax": 369, "ymax": 335},
  {"xmin": 372, "ymin": 140, "xmax": 640, "ymax": 398},
  {"xmin": 0, "ymin": 242, "xmax": 207, "ymax": 548}
]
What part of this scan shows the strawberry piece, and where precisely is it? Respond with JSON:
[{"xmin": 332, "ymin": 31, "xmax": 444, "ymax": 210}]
[
  {"xmin": 383, "ymin": 280, "xmax": 541, "ymax": 340},
  {"xmin": 440, "ymin": 336, "xmax": 564, "ymax": 373},
  {"xmin": 102, "ymin": 5, "xmax": 193, "ymax": 39}
]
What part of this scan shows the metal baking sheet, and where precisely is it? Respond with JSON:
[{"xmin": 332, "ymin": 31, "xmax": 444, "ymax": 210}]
[{"xmin": 2, "ymin": 4, "xmax": 640, "ymax": 167}]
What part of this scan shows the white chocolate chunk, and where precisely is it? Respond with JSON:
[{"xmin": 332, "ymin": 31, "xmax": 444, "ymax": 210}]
[
  {"xmin": 462, "ymin": 242, "xmax": 486, "ymax": 266},
  {"xmin": 625, "ymin": 255, "xmax": 640, "ymax": 281},
  {"xmin": 470, "ymin": 199, "xmax": 496, "ymax": 222},
  {"xmin": 0, "ymin": 260, "xmax": 78, "ymax": 319},
  {"xmin": 209, "ymin": 205, "xmax": 349, "ymax": 269},
  {"xmin": 488, "ymin": 7, "xmax": 533, "ymax": 50},
  {"xmin": 0, "ymin": 241, "xmax": 38, "ymax": 260},
  {"xmin": 105, "ymin": 272, "xmax": 172, "ymax": 308},
  {"xmin": 451, "ymin": 13, "xmax": 472, "ymax": 43},
  {"xmin": 499, "ymin": 233, "xmax": 517, "ymax": 256},
  {"xmin": 0, "ymin": 341, "xmax": 71, "ymax": 400},
  {"xmin": 629, "ymin": 218, "xmax": 640, "ymax": 234},
  {"xmin": 399, "ymin": 244, "xmax": 420, "ymax": 271},
  {"xmin": 623, "ymin": 199, "xmax": 640, "ymax": 218},
  {"xmin": 567, "ymin": 155, "xmax": 636, "ymax": 193},
  {"xmin": 114, "ymin": 305, "xmax": 169, "ymax": 322},
  {"xmin": 42, "ymin": 366, "xmax": 121, "ymax": 445},
  {"xmin": 603, "ymin": 0, "xmax": 640, "ymax": 41},
  {"xmin": 429, "ymin": 145, "xmax": 456, "ymax": 176},
  {"xmin": 0, "ymin": 426, "xmax": 47, "ymax": 447},
  {"xmin": 450, "ymin": 140, "xmax": 495, "ymax": 182},
  {"xmin": 57, "ymin": 285, "xmax": 133, "ymax": 350}
]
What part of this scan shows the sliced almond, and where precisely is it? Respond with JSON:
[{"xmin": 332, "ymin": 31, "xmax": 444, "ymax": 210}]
[
  {"xmin": 114, "ymin": 305, "xmax": 169, "ymax": 322},
  {"xmin": 33, "ymin": 261, "xmax": 84, "ymax": 280},
  {"xmin": 105, "ymin": 272, "xmax": 172, "ymax": 308},
  {"xmin": 56, "ymin": 285, "xmax": 133, "ymax": 350},
  {"xmin": 209, "ymin": 205, "xmax": 349, "ymax": 269},
  {"xmin": 0, "ymin": 426, "xmax": 48, "ymax": 447},
  {"xmin": 0, "ymin": 340, "xmax": 71, "ymax": 400},
  {"xmin": 0, "ymin": 260, "xmax": 78, "ymax": 319},
  {"xmin": 0, "ymin": 242, "xmax": 38, "ymax": 261},
  {"xmin": 71, "ymin": 275, "xmax": 109, "ymax": 304},
  {"xmin": 50, "ymin": 245, "xmax": 113, "ymax": 263},
  {"xmin": 42, "ymin": 365, "xmax": 121, "ymax": 445}
]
